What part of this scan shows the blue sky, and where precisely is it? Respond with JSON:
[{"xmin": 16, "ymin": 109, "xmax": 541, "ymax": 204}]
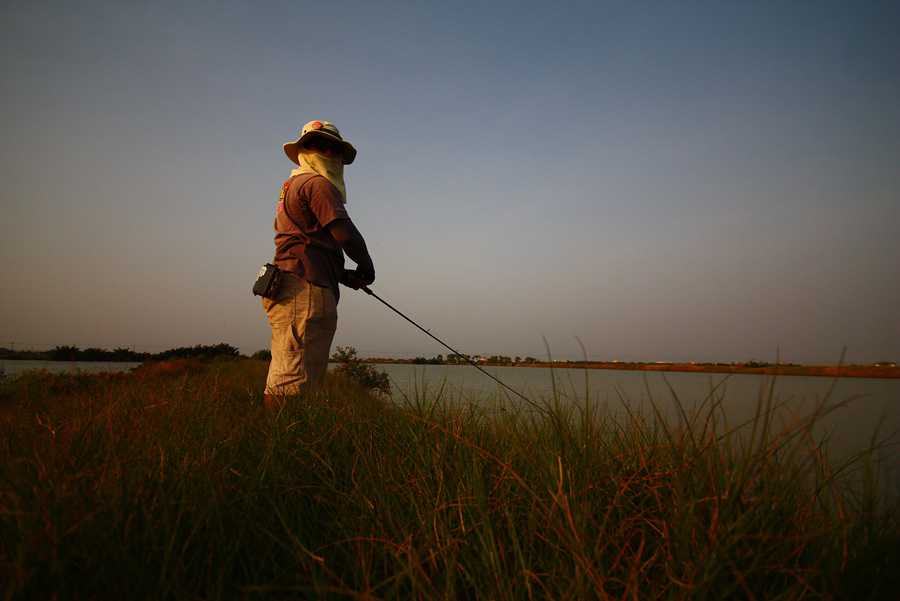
[{"xmin": 2, "ymin": 1, "xmax": 898, "ymax": 364}]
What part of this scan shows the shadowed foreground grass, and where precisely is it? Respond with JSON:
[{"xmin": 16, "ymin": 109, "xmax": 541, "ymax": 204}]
[{"xmin": 1, "ymin": 359, "xmax": 898, "ymax": 600}]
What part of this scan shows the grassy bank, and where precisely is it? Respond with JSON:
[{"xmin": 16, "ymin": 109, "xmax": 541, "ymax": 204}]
[{"xmin": 1, "ymin": 359, "xmax": 898, "ymax": 600}]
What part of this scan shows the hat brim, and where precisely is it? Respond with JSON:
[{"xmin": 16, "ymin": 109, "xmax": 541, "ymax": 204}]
[{"xmin": 283, "ymin": 131, "xmax": 357, "ymax": 165}]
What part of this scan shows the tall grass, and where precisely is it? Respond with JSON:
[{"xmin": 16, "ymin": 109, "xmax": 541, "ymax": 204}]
[{"xmin": 1, "ymin": 359, "xmax": 898, "ymax": 600}]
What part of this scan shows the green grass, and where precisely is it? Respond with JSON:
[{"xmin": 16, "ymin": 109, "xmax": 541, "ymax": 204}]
[{"xmin": 1, "ymin": 359, "xmax": 898, "ymax": 600}]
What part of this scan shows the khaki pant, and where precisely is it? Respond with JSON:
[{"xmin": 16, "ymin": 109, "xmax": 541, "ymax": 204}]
[{"xmin": 262, "ymin": 274, "xmax": 337, "ymax": 397}]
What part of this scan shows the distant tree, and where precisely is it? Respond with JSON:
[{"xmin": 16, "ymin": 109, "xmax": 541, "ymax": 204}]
[
  {"xmin": 49, "ymin": 345, "xmax": 80, "ymax": 361},
  {"xmin": 745, "ymin": 361, "xmax": 773, "ymax": 369},
  {"xmin": 412, "ymin": 356, "xmax": 443, "ymax": 365},
  {"xmin": 251, "ymin": 349, "xmax": 272, "ymax": 361},
  {"xmin": 150, "ymin": 343, "xmax": 240, "ymax": 362},
  {"xmin": 81, "ymin": 347, "xmax": 113, "ymax": 361},
  {"xmin": 111, "ymin": 348, "xmax": 143, "ymax": 362}
]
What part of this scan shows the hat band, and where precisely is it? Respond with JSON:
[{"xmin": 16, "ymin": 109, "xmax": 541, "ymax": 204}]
[{"xmin": 308, "ymin": 128, "xmax": 343, "ymax": 140}]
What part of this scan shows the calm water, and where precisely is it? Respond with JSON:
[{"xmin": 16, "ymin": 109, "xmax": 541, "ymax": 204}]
[
  {"xmin": 373, "ymin": 363, "xmax": 900, "ymax": 469},
  {"xmin": 0, "ymin": 359, "xmax": 143, "ymax": 375}
]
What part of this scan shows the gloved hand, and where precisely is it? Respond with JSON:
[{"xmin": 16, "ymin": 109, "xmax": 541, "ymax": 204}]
[
  {"xmin": 355, "ymin": 266, "xmax": 375, "ymax": 285},
  {"xmin": 340, "ymin": 267, "xmax": 375, "ymax": 289}
]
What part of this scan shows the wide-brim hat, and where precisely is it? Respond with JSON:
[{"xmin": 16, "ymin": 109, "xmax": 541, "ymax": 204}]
[{"xmin": 283, "ymin": 120, "xmax": 357, "ymax": 165}]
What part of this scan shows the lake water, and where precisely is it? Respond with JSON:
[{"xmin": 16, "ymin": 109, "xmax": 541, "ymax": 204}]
[
  {"xmin": 374, "ymin": 363, "xmax": 899, "ymax": 420},
  {"xmin": 372, "ymin": 363, "xmax": 900, "ymax": 487},
  {"xmin": 0, "ymin": 359, "xmax": 143, "ymax": 375}
]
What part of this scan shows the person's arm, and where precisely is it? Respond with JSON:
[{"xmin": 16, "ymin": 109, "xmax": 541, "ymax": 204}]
[{"xmin": 326, "ymin": 218, "xmax": 375, "ymax": 284}]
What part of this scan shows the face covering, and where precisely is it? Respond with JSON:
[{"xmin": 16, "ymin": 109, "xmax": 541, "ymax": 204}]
[{"xmin": 291, "ymin": 147, "xmax": 347, "ymax": 203}]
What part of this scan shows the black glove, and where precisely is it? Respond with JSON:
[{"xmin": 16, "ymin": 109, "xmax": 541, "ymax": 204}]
[
  {"xmin": 355, "ymin": 266, "xmax": 375, "ymax": 285},
  {"xmin": 340, "ymin": 267, "xmax": 375, "ymax": 290}
]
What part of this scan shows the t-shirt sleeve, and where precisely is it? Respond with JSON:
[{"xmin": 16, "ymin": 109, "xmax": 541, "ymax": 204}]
[{"xmin": 306, "ymin": 176, "xmax": 349, "ymax": 227}]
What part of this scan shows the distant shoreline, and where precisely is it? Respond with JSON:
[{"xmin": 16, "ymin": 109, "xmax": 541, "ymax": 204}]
[
  {"xmin": 2, "ymin": 355, "xmax": 897, "ymax": 379},
  {"xmin": 369, "ymin": 360, "xmax": 900, "ymax": 379}
]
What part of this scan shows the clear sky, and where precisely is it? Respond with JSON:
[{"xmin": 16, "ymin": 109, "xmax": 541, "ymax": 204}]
[{"xmin": 2, "ymin": 1, "xmax": 898, "ymax": 365}]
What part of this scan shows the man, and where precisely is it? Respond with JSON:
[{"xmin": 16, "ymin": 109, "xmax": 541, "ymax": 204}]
[{"xmin": 262, "ymin": 120, "xmax": 375, "ymax": 409}]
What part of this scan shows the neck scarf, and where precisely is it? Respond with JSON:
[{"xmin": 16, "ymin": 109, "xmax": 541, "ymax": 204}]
[{"xmin": 291, "ymin": 148, "xmax": 347, "ymax": 203}]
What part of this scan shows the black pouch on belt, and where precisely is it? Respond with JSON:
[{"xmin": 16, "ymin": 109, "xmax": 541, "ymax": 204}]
[{"xmin": 252, "ymin": 263, "xmax": 282, "ymax": 299}]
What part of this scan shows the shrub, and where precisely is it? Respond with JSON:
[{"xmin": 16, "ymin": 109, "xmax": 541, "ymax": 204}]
[{"xmin": 331, "ymin": 346, "xmax": 391, "ymax": 397}]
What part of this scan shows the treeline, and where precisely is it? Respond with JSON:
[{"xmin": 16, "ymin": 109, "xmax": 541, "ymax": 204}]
[
  {"xmin": 410, "ymin": 354, "xmax": 543, "ymax": 365},
  {"xmin": 0, "ymin": 343, "xmax": 242, "ymax": 363}
]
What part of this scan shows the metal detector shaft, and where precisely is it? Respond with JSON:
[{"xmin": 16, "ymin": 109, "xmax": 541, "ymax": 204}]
[{"xmin": 360, "ymin": 286, "xmax": 546, "ymax": 413}]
